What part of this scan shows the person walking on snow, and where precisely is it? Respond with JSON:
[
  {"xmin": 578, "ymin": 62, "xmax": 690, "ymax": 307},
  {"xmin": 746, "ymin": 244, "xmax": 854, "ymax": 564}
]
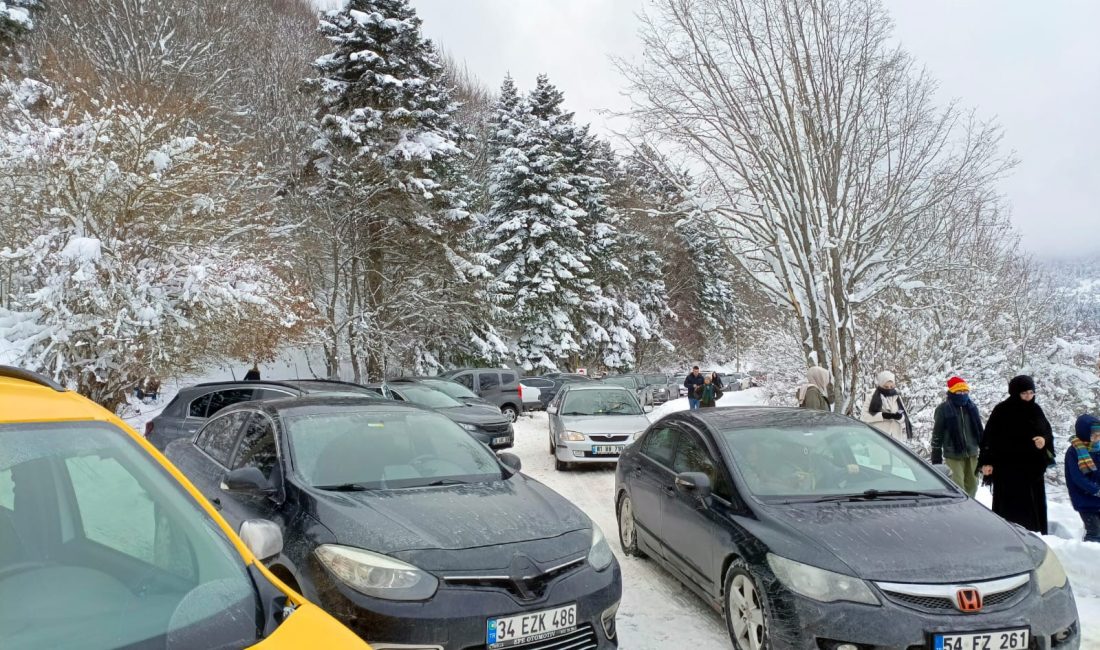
[
  {"xmin": 797, "ymin": 366, "xmax": 833, "ymax": 412},
  {"xmin": 684, "ymin": 366, "xmax": 704, "ymax": 410},
  {"xmin": 978, "ymin": 375, "xmax": 1055, "ymax": 535},
  {"xmin": 695, "ymin": 374, "xmax": 723, "ymax": 408},
  {"xmin": 930, "ymin": 376, "xmax": 984, "ymax": 497},
  {"xmin": 860, "ymin": 371, "xmax": 913, "ymax": 441},
  {"xmin": 1064, "ymin": 414, "xmax": 1100, "ymax": 543}
]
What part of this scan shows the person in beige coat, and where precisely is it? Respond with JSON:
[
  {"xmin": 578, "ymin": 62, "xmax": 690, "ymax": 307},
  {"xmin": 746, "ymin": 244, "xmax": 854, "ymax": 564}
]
[
  {"xmin": 797, "ymin": 366, "xmax": 833, "ymax": 411},
  {"xmin": 860, "ymin": 370, "xmax": 913, "ymax": 441}
]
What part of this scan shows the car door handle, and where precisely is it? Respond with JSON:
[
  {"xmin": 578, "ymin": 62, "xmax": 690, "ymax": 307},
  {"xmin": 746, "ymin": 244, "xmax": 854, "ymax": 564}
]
[
  {"xmin": 663, "ymin": 485, "xmax": 676, "ymax": 497},
  {"xmin": 208, "ymin": 496, "xmax": 222, "ymax": 510}
]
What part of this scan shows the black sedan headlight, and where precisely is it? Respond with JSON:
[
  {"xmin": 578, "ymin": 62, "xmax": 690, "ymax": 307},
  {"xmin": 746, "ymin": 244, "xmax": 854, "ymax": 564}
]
[
  {"xmin": 588, "ymin": 524, "xmax": 614, "ymax": 571},
  {"xmin": 766, "ymin": 553, "xmax": 879, "ymax": 605},
  {"xmin": 315, "ymin": 544, "xmax": 439, "ymax": 600}
]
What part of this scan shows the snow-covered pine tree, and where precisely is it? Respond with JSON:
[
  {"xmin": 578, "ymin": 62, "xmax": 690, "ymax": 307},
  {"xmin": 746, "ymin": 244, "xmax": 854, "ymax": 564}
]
[
  {"xmin": 307, "ymin": 0, "xmax": 504, "ymax": 377},
  {"xmin": 0, "ymin": 0, "xmax": 37, "ymax": 73},
  {"xmin": 484, "ymin": 74, "xmax": 605, "ymax": 371}
]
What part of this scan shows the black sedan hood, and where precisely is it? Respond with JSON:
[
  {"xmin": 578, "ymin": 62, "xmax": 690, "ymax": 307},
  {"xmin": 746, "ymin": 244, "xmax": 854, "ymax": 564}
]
[
  {"xmin": 755, "ymin": 498, "xmax": 1041, "ymax": 583},
  {"xmin": 436, "ymin": 404, "xmax": 510, "ymax": 426},
  {"xmin": 309, "ymin": 474, "xmax": 589, "ymax": 557}
]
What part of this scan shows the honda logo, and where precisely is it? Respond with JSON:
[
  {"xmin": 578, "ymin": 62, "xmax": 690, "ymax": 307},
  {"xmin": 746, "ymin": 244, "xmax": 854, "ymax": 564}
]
[{"xmin": 955, "ymin": 587, "xmax": 983, "ymax": 612}]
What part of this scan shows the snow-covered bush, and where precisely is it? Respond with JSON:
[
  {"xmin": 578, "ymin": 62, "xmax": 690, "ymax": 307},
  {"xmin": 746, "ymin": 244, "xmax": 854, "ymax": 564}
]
[{"xmin": 0, "ymin": 96, "xmax": 305, "ymax": 410}]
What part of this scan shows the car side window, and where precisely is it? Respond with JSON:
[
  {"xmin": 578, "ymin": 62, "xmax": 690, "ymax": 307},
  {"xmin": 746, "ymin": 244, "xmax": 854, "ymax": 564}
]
[
  {"xmin": 255, "ymin": 389, "xmax": 294, "ymax": 401},
  {"xmin": 206, "ymin": 389, "xmax": 256, "ymax": 418},
  {"xmin": 502, "ymin": 372, "xmax": 517, "ymax": 385},
  {"xmin": 453, "ymin": 373, "xmax": 474, "ymax": 390},
  {"xmin": 479, "ymin": 372, "xmax": 501, "ymax": 392},
  {"xmin": 233, "ymin": 414, "xmax": 279, "ymax": 481},
  {"xmin": 673, "ymin": 431, "xmax": 732, "ymax": 500},
  {"xmin": 196, "ymin": 412, "xmax": 249, "ymax": 467},
  {"xmin": 641, "ymin": 427, "xmax": 677, "ymax": 467},
  {"xmin": 188, "ymin": 393, "xmax": 212, "ymax": 418}
]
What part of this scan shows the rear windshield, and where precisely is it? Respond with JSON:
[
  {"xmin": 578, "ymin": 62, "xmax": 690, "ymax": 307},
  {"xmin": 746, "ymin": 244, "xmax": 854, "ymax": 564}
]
[
  {"xmin": 396, "ymin": 384, "xmax": 464, "ymax": 409},
  {"xmin": 284, "ymin": 409, "xmax": 503, "ymax": 489},
  {"xmin": 602, "ymin": 376, "xmax": 636, "ymax": 389},
  {"xmin": 0, "ymin": 422, "xmax": 257, "ymax": 648}
]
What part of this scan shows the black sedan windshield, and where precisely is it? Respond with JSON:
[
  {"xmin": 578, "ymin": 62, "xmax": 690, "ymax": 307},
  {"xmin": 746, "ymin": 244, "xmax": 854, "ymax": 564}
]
[
  {"xmin": 420, "ymin": 379, "xmax": 479, "ymax": 400},
  {"xmin": 561, "ymin": 389, "xmax": 642, "ymax": 416},
  {"xmin": 720, "ymin": 424, "xmax": 951, "ymax": 499},
  {"xmin": 395, "ymin": 384, "xmax": 465, "ymax": 409},
  {"xmin": 285, "ymin": 409, "xmax": 504, "ymax": 489}
]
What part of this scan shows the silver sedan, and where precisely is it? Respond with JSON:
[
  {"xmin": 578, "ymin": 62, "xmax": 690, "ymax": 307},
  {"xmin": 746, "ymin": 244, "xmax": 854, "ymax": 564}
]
[{"xmin": 547, "ymin": 384, "xmax": 652, "ymax": 471}]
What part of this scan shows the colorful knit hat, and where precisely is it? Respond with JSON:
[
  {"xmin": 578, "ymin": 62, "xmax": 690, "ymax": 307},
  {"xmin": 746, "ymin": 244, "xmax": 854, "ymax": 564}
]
[{"xmin": 947, "ymin": 376, "xmax": 970, "ymax": 394}]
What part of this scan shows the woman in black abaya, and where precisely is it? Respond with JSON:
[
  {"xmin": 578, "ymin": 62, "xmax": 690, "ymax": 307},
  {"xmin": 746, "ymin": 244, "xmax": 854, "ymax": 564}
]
[{"xmin": 978, "ymin": 375, "xmax": 1055, "ymax": 534}]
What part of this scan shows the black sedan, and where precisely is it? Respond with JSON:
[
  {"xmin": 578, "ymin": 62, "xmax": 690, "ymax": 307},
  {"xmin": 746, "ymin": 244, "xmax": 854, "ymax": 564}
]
[
  {"xmin": 167, "ymin": 397, "xmax": 622, "ymax": 649},
  {"xmin": 615, "ymin": 407, "xmax": 1080, "ymax": 650},
  {"xmin": 367, "ymin": 381, "xmax": 515, "ymax": 450}
]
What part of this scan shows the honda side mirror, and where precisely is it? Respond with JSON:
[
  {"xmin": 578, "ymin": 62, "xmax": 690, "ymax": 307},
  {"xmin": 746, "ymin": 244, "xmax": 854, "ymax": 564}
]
[
  {"xmin": 675, "ymin": 471, "xmax": 712, "ymax": 503},
  {"xmin": 221, "ymin": 466, "xmax": 275, "ymax": 495},
  {"xmin": 239, "ymin": 519, "xmax": 283, "ymax": 561},
  {"xmin": 498, "ymin": 452, "xmax": 522, "ymax": 474}
]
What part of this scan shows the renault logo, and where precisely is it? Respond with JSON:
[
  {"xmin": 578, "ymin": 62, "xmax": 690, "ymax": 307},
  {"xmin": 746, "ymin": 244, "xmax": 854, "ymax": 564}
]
[{"xmin": 955, "ymin": 587, "xmax": 983, "ymax": 612}]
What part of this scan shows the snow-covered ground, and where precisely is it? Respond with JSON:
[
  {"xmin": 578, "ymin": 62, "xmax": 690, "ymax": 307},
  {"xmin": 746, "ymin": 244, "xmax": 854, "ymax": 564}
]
[{"xmin": 512, "ymin": 389, "xmax": 1100, "ymax": 649}]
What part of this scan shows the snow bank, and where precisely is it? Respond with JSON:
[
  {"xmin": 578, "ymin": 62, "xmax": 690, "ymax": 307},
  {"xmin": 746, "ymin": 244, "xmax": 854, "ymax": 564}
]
[{"xmin": 649, "ymin": 387, "xmax": 769, "ymax": 421}]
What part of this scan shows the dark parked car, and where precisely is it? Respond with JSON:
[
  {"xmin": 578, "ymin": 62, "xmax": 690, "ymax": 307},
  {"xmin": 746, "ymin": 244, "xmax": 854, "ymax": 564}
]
[
  {"xmin": 166, "ymin": 398, "xmax": 622, "ymax": 649},
  {"xmin": 522, "ymin": 374, "xmax": 593, "ymax": 410},
  {"xmin": 365, "ymin": 381, "xmax": 515, "ymax": 450},
  {"xmin": 600, "ymin": 375, "xmax": 653, "ymax": 407},
  {"xmin": 395, "ymin": 376, "xmax": 496, "ymax": 409},
  {"xmin": 438, "ymin": 368, "xmax": 524, "ymax": 422},
  {"xmin": 146, "ymin": 379, "xmax": 383, "ymax": 450},
  {"xmin": 615, "ymin": 408, "xmax": 1079, "ymax": 650}
]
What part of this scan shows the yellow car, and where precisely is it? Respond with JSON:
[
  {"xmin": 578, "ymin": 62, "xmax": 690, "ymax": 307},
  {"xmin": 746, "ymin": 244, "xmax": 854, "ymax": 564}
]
[{"xmin": 0, "ymin": 367, "xmax": 371, "ymax": 650}]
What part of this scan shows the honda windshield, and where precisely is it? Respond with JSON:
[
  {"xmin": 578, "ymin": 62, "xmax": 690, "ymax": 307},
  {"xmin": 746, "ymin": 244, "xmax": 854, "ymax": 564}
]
[{"xmin": 719, "ymin": 424, "xmax": 954, "ymax": 501}]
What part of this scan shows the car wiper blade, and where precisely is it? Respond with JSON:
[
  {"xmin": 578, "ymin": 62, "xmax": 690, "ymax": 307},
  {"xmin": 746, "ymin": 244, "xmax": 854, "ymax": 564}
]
[
  {"xmin": 314, "ymin": 482, "xmax": 375, "ymax": 492},
  {"xmin": 805, "ymin": 489, "xmax": 955, "ymax": 503},
  {"xmin": 423, "ymin": 478, "xmax": 468, "ymax": 486}
]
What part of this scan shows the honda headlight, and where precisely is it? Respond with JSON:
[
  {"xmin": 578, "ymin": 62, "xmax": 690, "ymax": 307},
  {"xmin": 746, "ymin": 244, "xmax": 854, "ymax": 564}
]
[
  {"xmin": 1036, "ymin": 546, "xmax": 1067, "ymax": 594},
  {"xmin": 767, "ymin": 553, "xmax": 878, "ymax": 605},
  {"xmin": 458, "ymin": 422, "xmax": 479, "ymax": 432},
  {"xmin": 561, "ymin": 430, "xmax": 586, "ymax": 442},
  {"xmin": 315, "ymin": 545, "xmax": 438, "ymax": 601},
  {"xmin": 588, "ymin": 524, "xmax": 614, "ymax": 571}
]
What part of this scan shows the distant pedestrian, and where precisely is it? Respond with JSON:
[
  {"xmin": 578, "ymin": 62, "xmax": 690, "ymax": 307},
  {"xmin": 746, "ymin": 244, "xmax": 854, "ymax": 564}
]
[
  {"xmin": 1065, "ymin": 414, "xmax": 1100, "ymax": 543},
  {"xmin": 709, "ymin": 372, "xmax": 724, "ymax": 391},
  {"xmin": 244, "ymin": 364, "xmax": 261, "ymax": 381},
  {"xmin": 797, "ymin": 366, "xmax": 833, "ymax": 412},
  {"xmin": 694, "ymin": 375, "xmax": 723, "ymax": 408},
  {"xmin": 979, "ymin": 375, "xmax": 1054, "ymax": 534},
  {"xmin": 860, "ymin": 371, "xmax": 913, "ymax": 441},
  {"xmin": 930, "ymin": 376, "xmax": 983, "ymax": 497},
  {"xmin": 684, "ymin": 366, "xmax": 704, "ymax": 410}
]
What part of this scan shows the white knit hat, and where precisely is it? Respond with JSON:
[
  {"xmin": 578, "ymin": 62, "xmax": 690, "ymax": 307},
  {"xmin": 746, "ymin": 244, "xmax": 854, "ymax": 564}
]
[{"xmin": 877, "ymin": 370, "xmax": 896, "ymax": 388}]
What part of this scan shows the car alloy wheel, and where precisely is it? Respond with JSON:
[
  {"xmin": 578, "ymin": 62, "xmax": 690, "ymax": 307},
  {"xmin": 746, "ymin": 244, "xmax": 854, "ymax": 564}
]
[
  {"xmin": 502, "ymin": 405, "xmax": 519, "ymax": 422},
  {"xmin": 724, "ymin": 559, "xmax": 770, "ymax": 650},
  {"xmin": 617, "ymin": 495, "xmax": 645, "ymax": 558}
]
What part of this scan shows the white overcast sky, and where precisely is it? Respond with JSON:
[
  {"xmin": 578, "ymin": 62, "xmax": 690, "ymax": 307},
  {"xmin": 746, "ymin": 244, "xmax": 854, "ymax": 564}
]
[{"xmin": 318, "ymin": 0, "xmax": 1100, "ymax": 256}]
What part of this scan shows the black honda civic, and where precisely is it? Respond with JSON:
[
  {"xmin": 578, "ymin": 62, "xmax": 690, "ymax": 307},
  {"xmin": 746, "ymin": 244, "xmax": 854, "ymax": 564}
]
[
  {"xmin": 615, "ymin": 407, "xmax": 1079, "ymax": 649},
  {"xmin": 166, "ymin": 397, "xmax": 620, "ymax": 649}
]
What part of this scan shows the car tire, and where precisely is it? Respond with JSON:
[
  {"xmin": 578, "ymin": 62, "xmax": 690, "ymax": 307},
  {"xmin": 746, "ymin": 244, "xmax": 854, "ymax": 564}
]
[
  {"xmin": 501, "ymin": 404, "xmax": 519, "ymax": 422},
  {"xmin": 723, "ymin": 558, "xmax": 772, "ymax": 650},
  {"xmin": 555, "ymin": 458, "xmax": 569, "ymax": 471},
  {"xmin": 548, "ymin": 436, "xmax": 555, "ymax": 455},
  {"xmin": 617, "ymin": 494, "xmax": 646, "ymax": 558}
]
